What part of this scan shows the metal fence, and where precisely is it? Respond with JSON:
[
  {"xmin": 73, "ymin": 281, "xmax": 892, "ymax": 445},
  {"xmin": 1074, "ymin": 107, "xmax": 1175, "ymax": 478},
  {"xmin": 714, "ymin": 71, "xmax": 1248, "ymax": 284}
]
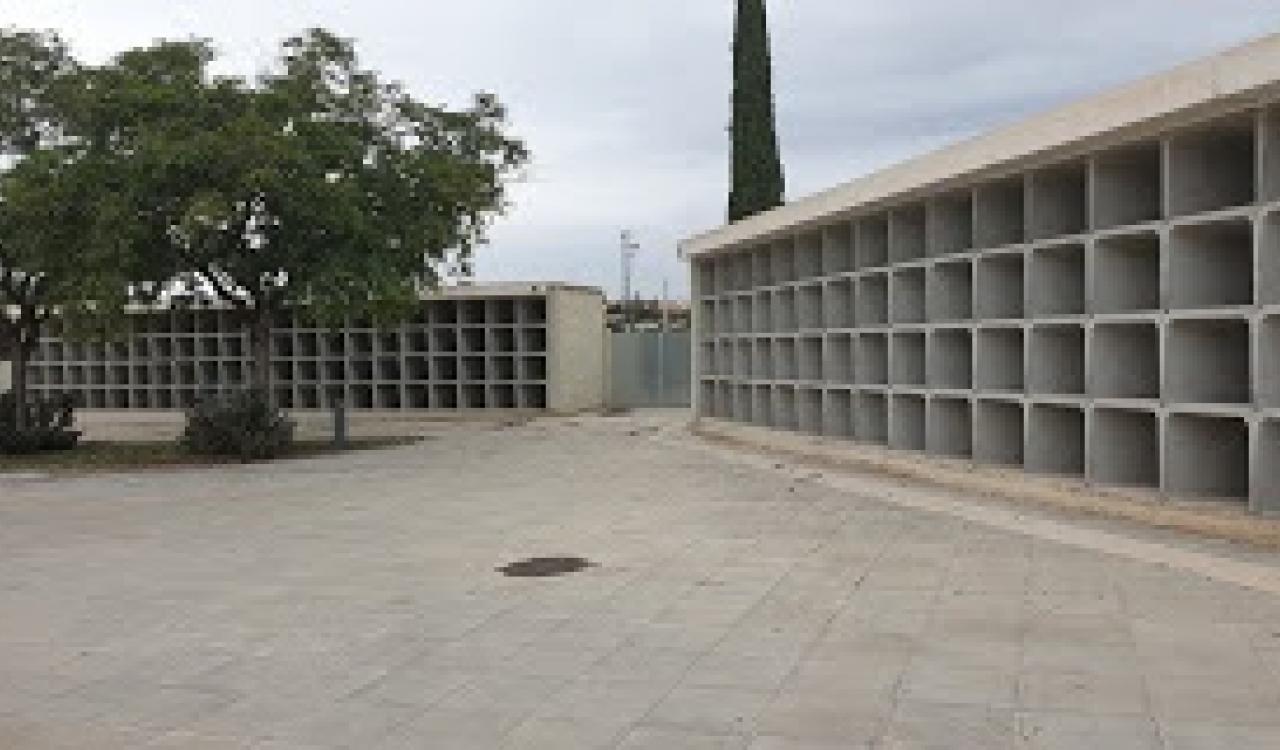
[{"xmin": 607, "ymin": 330, "xmax": 690, "ymax": 409}]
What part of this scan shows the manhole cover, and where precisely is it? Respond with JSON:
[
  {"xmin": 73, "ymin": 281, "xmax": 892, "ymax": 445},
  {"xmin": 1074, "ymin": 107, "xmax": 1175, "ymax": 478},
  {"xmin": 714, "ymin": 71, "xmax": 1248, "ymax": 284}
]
[{"xmin": 497, "ymin": 556, "xmax": 595, "ymax": 578}]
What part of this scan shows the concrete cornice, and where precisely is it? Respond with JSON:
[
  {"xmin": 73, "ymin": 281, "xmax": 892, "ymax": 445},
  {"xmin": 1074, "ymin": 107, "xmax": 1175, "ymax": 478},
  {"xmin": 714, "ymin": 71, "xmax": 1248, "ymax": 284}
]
[{"xmin": 680, "ymin": 31, "xmax": 1280, "ymax": 259}]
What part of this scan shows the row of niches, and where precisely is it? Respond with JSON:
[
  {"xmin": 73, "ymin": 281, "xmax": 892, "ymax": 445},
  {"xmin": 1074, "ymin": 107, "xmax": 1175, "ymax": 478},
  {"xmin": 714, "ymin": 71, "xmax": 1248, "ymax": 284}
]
[
  {"xmin": 32, "ymin": 326, "xmax": 550, "ymax": 363},
  {"xmin": 698, "ymin": 315, "xmax": 1278, "ymax": 406},
  {"xmin": 698, "ymin": 385, "xmax": 1264, "ymax": 503},
  {"xmin": 699, "ymin": 214, "xmax": 1280, "ymax": 333},
  {"xmin": 52, "ymin": 298, "xmax": 551, "ymax": 337},
  {"xmin": 697, "ymin": 108, "xmax": 1280, "ymax": 294},
  {"xmin": 26, "ymin": 354, "xmax": 549, "ymax": 388},
  {"xmin": 32, "ymin": 382, "xmax": 548, "ymax": 411}
]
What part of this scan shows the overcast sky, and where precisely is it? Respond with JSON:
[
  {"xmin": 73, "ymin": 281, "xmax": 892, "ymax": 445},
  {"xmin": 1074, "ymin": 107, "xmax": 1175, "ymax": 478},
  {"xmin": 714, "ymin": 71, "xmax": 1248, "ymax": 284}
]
[{"xmin": 7, "ymin": 2, "xmax": 1280, "ymax": 299}]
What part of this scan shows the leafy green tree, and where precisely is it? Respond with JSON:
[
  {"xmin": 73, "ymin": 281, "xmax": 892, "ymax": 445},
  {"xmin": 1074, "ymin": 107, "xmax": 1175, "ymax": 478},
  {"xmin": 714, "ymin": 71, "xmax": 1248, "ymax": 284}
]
[
  {"xmin": 729, "ymin": 0, "xmax": 785, "ymax": 222},
  {"xmin": 98, "ymin": 29, "xmax": 528, "ymax": 393},
  {"xmin": 0, "ymin": 28, "xmax": 135, "ymax": 430}
]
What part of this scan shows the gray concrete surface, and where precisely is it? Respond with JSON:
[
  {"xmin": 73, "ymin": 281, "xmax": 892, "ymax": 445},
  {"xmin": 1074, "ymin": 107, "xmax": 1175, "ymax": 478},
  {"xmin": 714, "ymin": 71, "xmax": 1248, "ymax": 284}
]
[{"xmin": 3, "ymin": 413, "xmax": 1280, "ymax": 748}]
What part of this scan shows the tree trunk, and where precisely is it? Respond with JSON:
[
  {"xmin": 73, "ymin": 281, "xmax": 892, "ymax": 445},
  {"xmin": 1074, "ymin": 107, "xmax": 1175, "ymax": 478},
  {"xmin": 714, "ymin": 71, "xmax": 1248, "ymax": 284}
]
[{"xmin": 250, "ymin": 307, "xmax": 272, "ymax": 400}]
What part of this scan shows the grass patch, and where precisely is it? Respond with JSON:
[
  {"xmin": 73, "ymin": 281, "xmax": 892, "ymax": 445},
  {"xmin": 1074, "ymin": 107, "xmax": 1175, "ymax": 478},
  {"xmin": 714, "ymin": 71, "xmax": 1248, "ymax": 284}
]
[{"xmin": 0, "ymin": 437, "xmax": 422, "ymax": 475}]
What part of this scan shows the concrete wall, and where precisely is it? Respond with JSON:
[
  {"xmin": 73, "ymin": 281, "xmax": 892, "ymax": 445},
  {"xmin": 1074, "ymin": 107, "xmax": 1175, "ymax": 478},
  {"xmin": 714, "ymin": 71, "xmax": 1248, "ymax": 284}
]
[
  {"xmin": 21, "ymin": 283, "xmax": 604, "ymax": 414},
  {"xmin": 689, "ymin": 77, "xmax": 1280, "ymax": 513}
]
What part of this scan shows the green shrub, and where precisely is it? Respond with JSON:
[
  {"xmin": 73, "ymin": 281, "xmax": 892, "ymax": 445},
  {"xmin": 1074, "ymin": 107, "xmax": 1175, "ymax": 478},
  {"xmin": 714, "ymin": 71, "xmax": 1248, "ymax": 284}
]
[
  {"xmin": 0, "ymin": 393, "xmax": 81, "ymax": 454},
  {"xmin": 180, "ymin": 390, "xmax": 295, "ymax": 461}
]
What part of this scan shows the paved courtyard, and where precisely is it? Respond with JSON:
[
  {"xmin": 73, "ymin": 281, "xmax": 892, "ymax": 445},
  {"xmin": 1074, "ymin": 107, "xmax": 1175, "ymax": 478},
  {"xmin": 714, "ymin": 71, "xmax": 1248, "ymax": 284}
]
[{"xmin": 3, "ymin": 414, "xmax": 1280, "ymax": 749}]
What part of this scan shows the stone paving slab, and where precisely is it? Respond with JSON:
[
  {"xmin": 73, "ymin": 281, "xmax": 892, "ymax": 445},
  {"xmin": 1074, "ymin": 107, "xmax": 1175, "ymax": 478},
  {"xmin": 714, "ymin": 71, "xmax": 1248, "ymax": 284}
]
[{"xmin": 2, "ymin": 414, "xmax": 1280, "ymax": 748}]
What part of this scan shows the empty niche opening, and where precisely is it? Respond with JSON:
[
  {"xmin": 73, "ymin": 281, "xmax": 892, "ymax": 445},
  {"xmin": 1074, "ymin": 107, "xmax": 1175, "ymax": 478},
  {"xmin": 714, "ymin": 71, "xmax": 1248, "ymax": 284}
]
[
  {"xmin": 1165, "ymin": 318, "xmax": 1250, "ymax": 404},
  {"xmin": 928, "ymin": 397, "xmax": 972, "ymax": 458},
  {"xmin": 1027, "ymin": 243, "xmax": 1085, "ymax": 316},
  {"xmin": 462, "ymin": 384, "xmax": 486, "ymax": 409},
  {"xmin": 432, "ymin": 356, "xmax": 458, "ymax": 381},
  {"xmin": 798, "ymin": 284, "xmax": 824, "ymax": 329},
  {"xmin": 974, "ymin": 399, "xmax": 1024, "ymax": 467},
  {"xmin": 1168, "ymin": 219, "xmax": 1254, "ymax": 309},
  {"xmin": 521, "ymin": 327, "xmax": 547, "ymax": 353},
  {"xmin": 716, "ymin": 342, "xmax": 734, "ymax": 378},
  {"xmin": 1027, "ymin": 404, "xmax": 1085, "ymax": 476},
  {"xmin": 857, "ymin": 274, "xmax": 888, "ymax": 326},
  {"xmin": 131, "ymin": 390, "xmax": 151, "ymax": 409},
  {"xmin": 177, "ymin": 338, "xmax": 196, "ymax": 359},
  {"xmin": 176, "ymin": 363, "xmax": 195, "ymax": 386},
  {"xmin": 733, "ymin": 384, "xmax": 753, "ymax": 422},
  {"xmin": 222, "ymin": 362, "xmax": 244, "ymax": 386},
  {"xmin": 796, "ymin": 231, "xmax": 824, "ymax": 279},
  {"xmin": 889, "ymin": 204, "xmax": 927, "ymax": 263},
  {"xmin": 406, "ymin": 356, "xmax": 430, "ymax": 381},
  {"xmin": 324, "ymin": 360, "xmax": 347, "ymax": 381},
  {"xmin": 975, "ymin": 252, "xmax": 1024, "ymax": 320},
  {"xmin": 350, "ymin": 332, "xmax": 373, "ymax": 356},
  {"xmin": 752, "ymin": 385, "xmax": 773, "ymax": 427},
  {"xmin": 378, "ymin": 357, "xmax": 401, "ymax": 381},
  {"xmin": 270, "ymin": 360, "xmax": 292, "ymax": 383},
  {"xmin": 753, "ymin": 339, "xmax": 773, "ymax": 380},
  {"xmin": 407, "ymin": 330, "xmax": 430, "ymax": 354},
  {"xmin": 1027, "ymin": 325, "xmax": 1085, "ymax": 395},
  {"xmin": 975, "ymin": 327, "xmax": 1024, "ymax": 392},
  {"xmin": 890, "ymin": 268, "xmax": 926, "ymax": 324},
  {"xmin": 155, "ymin": 389, "xmax": 174, "ymax": 409},
  {"xmin": 493, "ymin": 357, "xmax": 516, "ymax": 382},
  {"xmin": 1028, "ymin": 161, "xmax": 1087, "ymax": 240},
  {"xmin": 154, "ymin": 364, "xmax": 172, "ymax": 386},
  {"xmin": 1167, "ymin": 114, "xmax": 1256, "ymax": 217},
  {"xmin": 434, "ymin": 383, "xmax": 459, "ymax": 409},
  {"xmin": 491, "ymin": 298, "xmax": 517, "ymax": 325},
  {"xmin": 772, "ymin": 288, "xmax": 798, "ymax": 332},
  {"xmin": 408, "ymin": 385, "xmax": 430, "ymax": 409},
  {"xmin": 107, "ymin": 341, "xmax": 129, "ymax": 361},
  {"xmin": 520, "ymin": 299, "xmax": 547, "ymax": 325},
  {"xmin": 323, "ymin": 333, "xmax": 346, "ymax": 357},
  {"xmin": 824, "ymin": 334, "xmax": 854, "ymax": 384},
  {"xmin": 799, "ymin": 337, "xmax": 823, "ymax": 381},
  {"xmin": 823, "ymin": 279, "xmax": 855, "ymax": 329},
  {"xmin": 926, "ymin": 191, "xmax": 973, "ymax": 257},
  {"xmin": 433, "ymin": 301, "xmax": 459, "ymax": 325},
  {"xmin": 1262, "ymin": 211, "xmax": 1280, "ymax": 306},
  {"xmin": 460, "ymin": 327, "xmax": 487, "ymax": 353},
  {"xmin": 732, "ymin": 252, "xmax": 754, "ymax": 291},
  {"xmin": 857, "ymin": 333, "xmax": 888, "ymax": 386},
  {"xmin": 1090, "ymin": 323, "xmax": 1159, "ymax": 399},
  {"xmin": 1093, "ymin": 232, "xmax": 1160, "ymax": 313},
  {"xmin": 323, "ymin": 384, "xmax": 344, "ymax": 407},
  {"xmin": 1165, "ymin": 414, "xmax": 1248, "ymax": 500},
  {"xmin": 378, "ymin": 384, "xmax": 402, "ymax": 409},
  {"xmin": 461, "ymin": 356, "xmax": 487, "ymax": 382},
  {"xmin": 927, "ymin": 261, "xmax": 972, "ymax": 322},
  {"xmin": 822, "ymin": 222, "xmax": 854, "ymax": 274},
  {"xmin": 734, "ymin": 297, "xmax": 754, "ymax": 334},
  {"xmin": 771, "ymin": 240, "xmax": 796, "ymax": 284},
  {"xmin": 753, "ymin": 291, "xmax": 773, "ymax": 333},
  {"xmin": 728, "ymin": 340, "xmax": 749, "ymax": 380},
  {"xmin": 350, "ymin": 385, "xmax": 373, "ymax": 409},
  {"xmin": 1090, "ymin": 408, "xmax": 1158, "ymax": 488},
  {"xmin": 774, "ymin": 386, "xmax": 798, "ymax": 430},
  {"xmin": 775, "ymin": 337, "xmax": 797, "ymax": 381},
  {"xmin": 108, "ymin": 389, "xmax": 129, "ymax": 409},
  {"xmin": 824, "ymin": 389, "xmax": 854, "ymax": 438},
  {"xmin": 798, "ymin": 387, "xmax": 824, "ymax": 435},
  {"xmin": 297, "ymin": 333, "xmax": 320, "ymax": 357},
  {"xmin": 698, "ymin": 300, "xmax": 717, "ymax": 339},
  {"xmin": 1093, "ymin": 141, "xmax": 1162, "ymax": 229},
  {"xmin": 856, "ymin": 214, "xmax": 889, "ymax": 269},
  {"xmin": 856, "ymin": 391, "xmax": 888, "ymax": 444},
  {"xmin": 890, "ymin": 331, "xmax": 926, "ymax": 386},
  {"xmin": 928, "ymin": 328, "xmax": 973, "ymax": 390},
  {"xmin": 378, "ymin": 332, "xmax": 401, "ymax": 354},
  {"xmin": 521, "ymin": 356, "xmax": 547, "ymax": 381},
  {"xmin": 889, "ymin": 394, "xmax": 926, "ymax": 451},
  {"xmin": 298, "ymin": 386, "xmax": 321, "ymax": 409},
  {"xmin": 751, "ymin": 247, "xmax": 773, "ymax": 287},
  {"xmin": 717, "ymin": 299, "xmax": 735, "ymax": 335},
  {"xmin": 431, "ymin": 327, "xmax": 459, "ymax": 353},
  {"xmin": 351, "ymin": 359, "xmax": 374, "ymax": 382},
  {"xmin": 491, "ymin": 384, "xmax": 517, "ymax": 409},
  {"xmin": 974, "ymin": 177, "xmax": 1025, "ymax": 249}
]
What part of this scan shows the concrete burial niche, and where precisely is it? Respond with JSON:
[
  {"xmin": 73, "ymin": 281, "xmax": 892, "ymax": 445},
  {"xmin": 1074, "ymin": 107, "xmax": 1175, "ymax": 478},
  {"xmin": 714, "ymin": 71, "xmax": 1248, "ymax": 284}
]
[
  {"xmin": 686, "ymin": 39, "xmax": 1280, "ymax": 510},
  {"xmin": 26, "ymin": 284, "xmax": 602, "ymax": 413}
]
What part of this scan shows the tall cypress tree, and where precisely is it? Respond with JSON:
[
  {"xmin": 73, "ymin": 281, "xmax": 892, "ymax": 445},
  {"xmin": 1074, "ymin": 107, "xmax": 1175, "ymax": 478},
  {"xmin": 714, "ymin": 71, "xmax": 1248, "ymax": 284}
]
[{"xmin": 729, "ymin": 0, "xmax": 785, "ymax": 222}]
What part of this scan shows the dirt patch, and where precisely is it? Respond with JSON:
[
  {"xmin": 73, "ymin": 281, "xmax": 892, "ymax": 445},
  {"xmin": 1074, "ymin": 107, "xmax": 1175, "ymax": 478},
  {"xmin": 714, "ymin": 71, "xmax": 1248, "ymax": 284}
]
[
  {"xmin": 693, "ymin": 423, "xmax": 1280, "ymax": 552},
  {"xmin": 497, "ymin": 556, "xmax": 596, "ymax": 578}
]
